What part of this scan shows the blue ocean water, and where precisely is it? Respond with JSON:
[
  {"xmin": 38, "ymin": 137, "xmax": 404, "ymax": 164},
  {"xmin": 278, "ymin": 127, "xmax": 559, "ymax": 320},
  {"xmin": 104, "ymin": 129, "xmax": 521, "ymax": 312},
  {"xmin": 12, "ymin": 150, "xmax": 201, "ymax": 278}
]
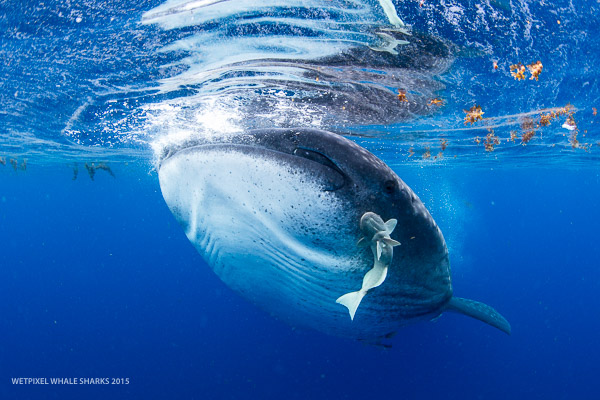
[{"xmin": 1, "ymin": 1, "xmax": 600, "ymax": 399}]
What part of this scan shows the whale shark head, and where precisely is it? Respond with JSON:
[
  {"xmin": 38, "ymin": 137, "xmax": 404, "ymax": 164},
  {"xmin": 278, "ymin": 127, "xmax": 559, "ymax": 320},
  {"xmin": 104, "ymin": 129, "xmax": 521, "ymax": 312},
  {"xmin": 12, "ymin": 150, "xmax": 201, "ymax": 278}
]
[{"xmin": 158, "ymin": 128, "xmax": 510, "ymax": 339}]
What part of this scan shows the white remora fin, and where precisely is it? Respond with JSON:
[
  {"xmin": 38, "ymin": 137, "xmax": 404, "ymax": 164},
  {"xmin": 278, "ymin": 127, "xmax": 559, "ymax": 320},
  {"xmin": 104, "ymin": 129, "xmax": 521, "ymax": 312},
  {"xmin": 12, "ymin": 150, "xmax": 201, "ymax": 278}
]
[{"xmin": 372, "ymin": 219, "xmax": 400, "ymax": 260}]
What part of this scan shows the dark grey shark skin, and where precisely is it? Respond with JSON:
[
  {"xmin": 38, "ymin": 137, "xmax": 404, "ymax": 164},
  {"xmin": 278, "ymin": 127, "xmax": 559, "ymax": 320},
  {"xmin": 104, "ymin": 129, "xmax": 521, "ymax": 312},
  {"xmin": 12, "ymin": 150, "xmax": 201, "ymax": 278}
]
[
  {"xmin": 247, "ymin": 129, "xmax": 453, "ymax": 315},
  {"xmin": 158, "ymin": 128, "xmax": 510, "ymax": 339}
]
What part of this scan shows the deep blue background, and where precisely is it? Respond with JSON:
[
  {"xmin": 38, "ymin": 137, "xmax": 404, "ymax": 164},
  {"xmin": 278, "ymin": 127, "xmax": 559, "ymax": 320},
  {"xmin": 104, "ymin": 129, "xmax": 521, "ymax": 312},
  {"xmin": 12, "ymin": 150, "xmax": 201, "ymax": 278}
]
[
  {"xmin": 2, "ymin": 0, "xmax": 600, "ymax": 398},
  {"xmin": 1, "ymin": 163, "xmax": 598, "ymax": 400}
]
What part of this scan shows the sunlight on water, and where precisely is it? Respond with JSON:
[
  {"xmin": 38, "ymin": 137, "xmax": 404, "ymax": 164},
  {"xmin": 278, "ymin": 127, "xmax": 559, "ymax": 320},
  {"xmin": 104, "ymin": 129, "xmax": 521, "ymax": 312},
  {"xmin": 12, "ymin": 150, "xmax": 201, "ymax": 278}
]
[
  {"xmin": 0, "ymin": 0, "xmax": 598, "ymax": 166},
  {"xmin": 146, "ymin": 97, "xmax": 243, "ymax": 163}
]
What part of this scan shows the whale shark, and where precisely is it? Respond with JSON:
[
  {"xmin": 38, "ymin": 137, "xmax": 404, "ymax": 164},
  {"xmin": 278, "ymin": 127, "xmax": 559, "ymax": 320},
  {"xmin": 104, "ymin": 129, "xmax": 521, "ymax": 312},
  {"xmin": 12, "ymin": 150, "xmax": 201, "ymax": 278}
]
[{"xmin": 158, "ymin": 128, "xmax": 510, "ymax": 340}]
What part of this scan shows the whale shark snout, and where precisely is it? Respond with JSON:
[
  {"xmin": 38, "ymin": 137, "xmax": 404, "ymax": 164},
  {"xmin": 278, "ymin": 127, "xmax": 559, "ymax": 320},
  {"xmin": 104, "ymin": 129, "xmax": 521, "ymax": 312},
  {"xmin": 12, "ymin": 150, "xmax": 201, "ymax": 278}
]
[{"xmin": 158, "ymin": 128, "xmax": 510, "ymax": 339}]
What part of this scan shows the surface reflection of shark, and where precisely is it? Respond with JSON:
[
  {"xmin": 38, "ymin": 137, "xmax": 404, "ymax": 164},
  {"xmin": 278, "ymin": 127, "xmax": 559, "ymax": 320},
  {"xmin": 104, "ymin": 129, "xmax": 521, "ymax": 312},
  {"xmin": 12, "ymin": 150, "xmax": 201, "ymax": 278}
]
[
  {"xmin": 158, "ymin": 128, "xmax": 510, "ymax": 341},
  {"xmin": 141, "ymin": 0, "xmax": 457, "ymax": 133}
]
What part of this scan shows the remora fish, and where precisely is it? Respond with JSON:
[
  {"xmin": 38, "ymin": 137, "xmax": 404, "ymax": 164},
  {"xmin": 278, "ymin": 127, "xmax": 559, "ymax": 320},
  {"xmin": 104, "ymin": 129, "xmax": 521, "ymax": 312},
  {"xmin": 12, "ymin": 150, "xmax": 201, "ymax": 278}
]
[
  {"xmin": 336, "ymin": 212, "xmax": 400, "ymax": 320},
  {"xmin": 158, "ymin": 128, "xmax": 510, "ymax": 339}
]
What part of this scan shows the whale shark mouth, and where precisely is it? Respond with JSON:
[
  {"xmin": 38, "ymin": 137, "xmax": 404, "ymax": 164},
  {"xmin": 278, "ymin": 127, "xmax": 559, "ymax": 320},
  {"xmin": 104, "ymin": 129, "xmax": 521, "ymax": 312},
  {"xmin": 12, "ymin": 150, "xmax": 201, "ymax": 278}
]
[{"xmin": 161, "ymin": 141, "xmax": 349, "ymax": 191}]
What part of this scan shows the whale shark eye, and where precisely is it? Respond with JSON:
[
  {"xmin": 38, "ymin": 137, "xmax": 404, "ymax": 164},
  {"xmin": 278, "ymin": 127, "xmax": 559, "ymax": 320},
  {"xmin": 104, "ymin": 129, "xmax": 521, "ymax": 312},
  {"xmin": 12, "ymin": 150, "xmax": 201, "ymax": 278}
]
[{"xmin": 383, "ymin": 180, "xmax": 396, "ymax": 194}]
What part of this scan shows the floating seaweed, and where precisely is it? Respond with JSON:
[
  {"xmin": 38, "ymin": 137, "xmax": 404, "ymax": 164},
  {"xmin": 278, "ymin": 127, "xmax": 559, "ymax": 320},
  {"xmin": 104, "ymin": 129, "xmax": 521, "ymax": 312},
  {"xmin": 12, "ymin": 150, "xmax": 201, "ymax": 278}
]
[
  {"xmin": 484, "ymin": 131, "xmax": 500, "ymax": 152},
  {"xmin": 527, "ymin": 61, "xmax": 543, "ymax": 80},
  {"xmin": 557, "ymin": 104, "xmax": 573, "ymax": 116},
  {"xmin": 440, "ymin": 139, "xmax": 448, "ymax": 151},
  {"xmin": 464, "ymin": 105, "xmax": 484, "ymax": 125},
  {"xmin": 539, "ymin": 113, "xmax": 552, "ymax": 126},
  {"xmin": 509, "ymin": 61, "xmax": 543, "ymax": 80},
  {"xmin": 521, "ymin": 117, "xmax": 536, "ymax": 144},
  {"xmin": 564, "ymin": 115, "xmax": 589, "ymax": 150},
  {"xmin": 397, "ymin": 89, "xmax": 408, "ymax": 103},
  {"xmin": 429, "ymin": 98, "xmax": 443, "ymax": 106},
  {"xmin": 539, "ymin": 105, "xmax": 573, "ymax": 129},
  {"xmin": 422, "ymin": 147, "xmax": 431, "ymax": 160},
  {"xmin": 562, "ymin": 116, "xmax": 577, "ymax": 131},
  {"xmin": 0, "ymin": 157, "xmax": 5, "ymax": 166},
  {"xmin": 510, "ymin": 63, "xmax": 526, "ymax": 80},
  {"xmin": 570, "ymin": 130, "xmax": 580, "ymax": 148},
  {"xmin": 521, "ymin": 130, "xmax": 535, "ymax": 144}
]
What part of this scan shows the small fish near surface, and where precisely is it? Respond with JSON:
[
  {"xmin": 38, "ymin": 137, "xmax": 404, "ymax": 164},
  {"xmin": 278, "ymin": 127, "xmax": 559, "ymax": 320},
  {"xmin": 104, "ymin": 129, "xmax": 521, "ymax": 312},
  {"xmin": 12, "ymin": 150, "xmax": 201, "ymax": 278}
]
[{"xmin": 158, "ymin": 128, "xmax": 510, "ymax": 340}]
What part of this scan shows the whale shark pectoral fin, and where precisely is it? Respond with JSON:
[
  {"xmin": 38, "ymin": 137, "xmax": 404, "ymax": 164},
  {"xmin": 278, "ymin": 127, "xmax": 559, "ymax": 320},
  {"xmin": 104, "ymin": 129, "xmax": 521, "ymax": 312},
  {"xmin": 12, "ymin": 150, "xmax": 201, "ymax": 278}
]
[
  {"xmin": 383, "ymin": 238, "xmax": 400, "ymax": 247},
  {"xmin": 336, "ymin": 291, "xmax": 365, "ymax": 321},
  {"xmin": 384, "ymin": 219, "xmax": 397, "ymax": 233},
  {"xmin": 445, "ymin": 297, "xmax": 511, "ymax": 335}
]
